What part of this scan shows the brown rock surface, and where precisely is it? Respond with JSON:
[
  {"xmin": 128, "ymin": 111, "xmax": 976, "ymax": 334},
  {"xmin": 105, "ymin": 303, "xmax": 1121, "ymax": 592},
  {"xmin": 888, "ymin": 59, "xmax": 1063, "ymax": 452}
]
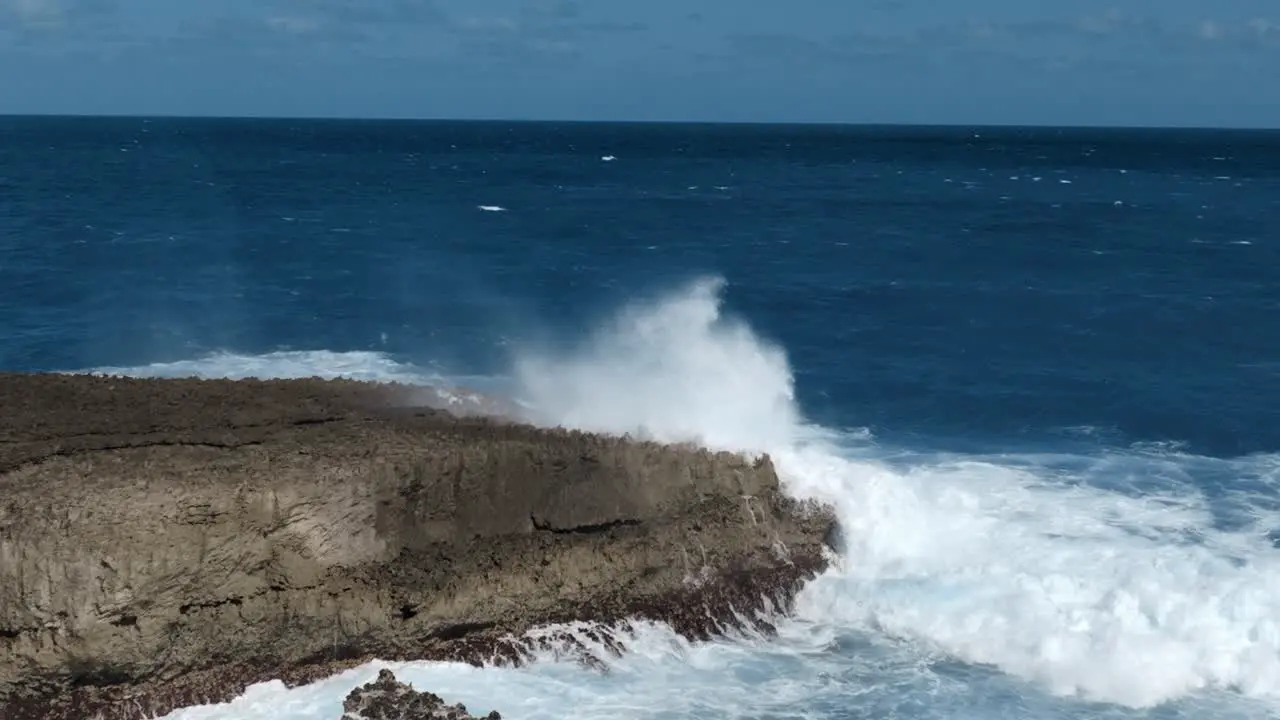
[{"xmin": 0, "ymin": 373, "xmax": 835, "ymax": 720}]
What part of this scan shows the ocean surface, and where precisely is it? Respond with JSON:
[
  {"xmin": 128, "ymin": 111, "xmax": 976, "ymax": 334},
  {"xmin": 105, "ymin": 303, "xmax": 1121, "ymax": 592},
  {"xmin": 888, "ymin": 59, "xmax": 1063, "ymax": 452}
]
[{"xmin": 3, "ymin": 116, "xmax": 1280, "ymax": 719}]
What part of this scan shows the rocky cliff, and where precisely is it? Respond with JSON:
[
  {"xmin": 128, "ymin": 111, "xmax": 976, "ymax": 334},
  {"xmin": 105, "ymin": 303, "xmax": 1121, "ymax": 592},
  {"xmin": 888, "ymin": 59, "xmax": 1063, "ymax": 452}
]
[{"xmin": 0, "ymin": 373, "xmax": 835, "ymax": 720}]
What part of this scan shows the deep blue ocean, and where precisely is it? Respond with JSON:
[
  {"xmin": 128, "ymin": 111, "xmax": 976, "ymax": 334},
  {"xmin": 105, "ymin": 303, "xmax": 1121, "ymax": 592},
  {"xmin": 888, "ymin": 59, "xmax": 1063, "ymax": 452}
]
[{"xmin": 3, "ymin": 117, "xmax": 1279, "ymax": 719}]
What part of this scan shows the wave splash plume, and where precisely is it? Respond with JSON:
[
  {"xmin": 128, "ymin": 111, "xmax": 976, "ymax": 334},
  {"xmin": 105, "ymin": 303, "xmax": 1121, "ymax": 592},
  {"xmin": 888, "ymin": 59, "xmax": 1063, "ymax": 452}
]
[
  {"xmin": 93, "ymin": 277, "xmax": 1280, "ymax": 719},
  {"xmin": 511, "ymin": 276, "xmax": 799, "ymax": 452}
]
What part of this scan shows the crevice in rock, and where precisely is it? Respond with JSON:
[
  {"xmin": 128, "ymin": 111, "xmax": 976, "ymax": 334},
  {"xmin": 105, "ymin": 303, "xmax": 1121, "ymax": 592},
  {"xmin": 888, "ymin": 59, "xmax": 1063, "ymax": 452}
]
[
  {"xmin": 175, "ymin": 582, "xmax": 327, "ymax": 617},
  {"xmin": 2, "ymin": 440, "xmax": 266, "ymax": 475},
  {"xmin": 529, "ymin": 514, "xmax": 642, "ymax": 535},
  {"xmin": 7, "ymin": 417, "xmax": 346, "ymax": 445},
  {"xmin": 289, "ymin": 417, "xmax": 345, "ymax": 427},
  {"xmin": 178, "ymin": 597, "xmax": 243, "ymax": 615},
  {"xmin": 429, "ymin": 621, "xmax": 496, "ymax": 641},
  {"xmin": 66, "ymin": 658, "xmax": 134, "ymax": 689}
]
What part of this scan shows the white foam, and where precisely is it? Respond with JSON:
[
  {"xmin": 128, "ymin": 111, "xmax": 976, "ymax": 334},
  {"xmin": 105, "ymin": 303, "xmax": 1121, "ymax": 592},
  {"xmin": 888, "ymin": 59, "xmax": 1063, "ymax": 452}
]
[
  {"xmin": 778, "ymin": 444, "xmax": 1280, "ymax": 708},
  {"xmin": 510, "ymin": 277, "xmax": 799, "ymax": 452},
  {"xmin": 477, "ymin": 205, "xmax": 507, "ymax": 212},
  {"xmin": 163, "ymin": 621, "xmax": 857, "ymax": 720},
  {"xmin": 104, "ymin": 277, "xmax": 1280, "ymax": 718},
  {"xmin": 82, "ymin": 349, "xmax": 438, "ymax": 385},
  {"xmin": 503, "ymin": 276, "xmax": 1280, "ymax": 710}
]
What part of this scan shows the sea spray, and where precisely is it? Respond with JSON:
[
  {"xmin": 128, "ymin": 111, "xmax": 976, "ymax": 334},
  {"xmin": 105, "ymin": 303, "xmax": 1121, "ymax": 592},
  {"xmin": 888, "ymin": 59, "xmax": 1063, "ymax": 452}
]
[{"xmin": 100, "ymin": 278, "xmax": 1280, "ymax": 719}]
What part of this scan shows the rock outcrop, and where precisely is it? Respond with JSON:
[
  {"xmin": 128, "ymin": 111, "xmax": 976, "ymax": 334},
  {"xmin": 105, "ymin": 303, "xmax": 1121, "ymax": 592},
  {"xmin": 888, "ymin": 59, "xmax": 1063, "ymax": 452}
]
[
  {"xmin": 341, "ymin": 669, "xmax": 499, "ymax": 720},
  {"xmin": 0, "ymin": 373, "xmax": 835, "ymax": 720}
]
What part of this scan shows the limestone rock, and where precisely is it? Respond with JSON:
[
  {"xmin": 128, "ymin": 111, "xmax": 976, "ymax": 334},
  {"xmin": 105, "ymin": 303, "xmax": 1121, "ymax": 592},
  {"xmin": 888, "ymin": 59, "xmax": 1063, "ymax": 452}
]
[{"xmin": 0, "ymin": 373, "xmax": 837, "ymax": 720}]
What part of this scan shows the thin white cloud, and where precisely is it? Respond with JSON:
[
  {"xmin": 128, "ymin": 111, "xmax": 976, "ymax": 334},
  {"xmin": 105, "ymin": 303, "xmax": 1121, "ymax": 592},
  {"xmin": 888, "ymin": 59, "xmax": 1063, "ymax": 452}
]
[
  {"xmin": 449, "ymin": 2, "xmax": 646, "ymax": 63},
  {"xmin": 265, "ymin": 15, "xmax": 321, "ymax": 35},
  {"xmin": 6, "ymin": 0, "xmax": 64, "ymax": 25},
  {"xmin": 459, "ymin": 16, "xmax": 519, "ymax": 33},
  {"xmin": 1190, "ymin": 17, "xmax": 1280, "ymax": 44},
  {"xmin": 1075, "ymin": 8, "xmax": 1130, "ymax": 36},
  {"xmin": 2, "ymin": 0, "xmax": 120, "ymax": 54},
  {"xmin": 273, "ymin": 0, "xmax": 446, "ymax": 29},
  {"xmin": 1198, "ymin": 20, "xmax": 1224, "ymax": 41},
  {"xmin": 1246, "ymin": 18, "xmax": 1275, "ymax": 37},
  {"xmin": 949, "ymin": 12, "xmax": 1278, "ymax": 52},
  {"xmin": 3, "ymin": 0, "xmax": 114, "ymax": 36}
]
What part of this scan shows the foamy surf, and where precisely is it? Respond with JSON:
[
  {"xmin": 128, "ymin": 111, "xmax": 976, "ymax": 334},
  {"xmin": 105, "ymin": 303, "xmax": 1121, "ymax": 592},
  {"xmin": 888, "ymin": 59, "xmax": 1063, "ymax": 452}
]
[{"xmin": 89, "ymin": 278, "xmax": 1280, "ymax": 719}]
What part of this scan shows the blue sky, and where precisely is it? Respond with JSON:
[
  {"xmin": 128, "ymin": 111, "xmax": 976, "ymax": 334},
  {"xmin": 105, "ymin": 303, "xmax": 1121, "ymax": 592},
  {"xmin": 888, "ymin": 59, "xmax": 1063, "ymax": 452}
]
[{"xmin": 1, "ymin": 0, "xmax": 1277, "ymax": 126}]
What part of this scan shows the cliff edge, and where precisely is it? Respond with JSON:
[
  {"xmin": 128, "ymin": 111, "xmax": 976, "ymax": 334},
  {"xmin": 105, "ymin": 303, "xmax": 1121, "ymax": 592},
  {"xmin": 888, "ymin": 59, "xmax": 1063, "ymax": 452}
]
[{"xmin": 0, "ymin": 373, "xmax": 835, "ymax": 720}]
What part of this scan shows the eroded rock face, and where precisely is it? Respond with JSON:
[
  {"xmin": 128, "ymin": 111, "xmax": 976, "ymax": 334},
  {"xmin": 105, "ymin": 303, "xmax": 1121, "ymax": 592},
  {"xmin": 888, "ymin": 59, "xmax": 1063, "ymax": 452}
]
[
  {"xmin": 341, "ymin": 669, "xmax": 500, "ymax": 720},
  {"xmin": 0, "ymin": 373, "xmax": 836, "ymax": 720}
]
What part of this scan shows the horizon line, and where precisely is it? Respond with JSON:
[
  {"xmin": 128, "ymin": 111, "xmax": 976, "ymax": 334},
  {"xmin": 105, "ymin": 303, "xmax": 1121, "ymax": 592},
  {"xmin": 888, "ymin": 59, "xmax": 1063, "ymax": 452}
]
[{"xmin": 0, "ymin": 111, "xmax": 1277, "ymax": 133}]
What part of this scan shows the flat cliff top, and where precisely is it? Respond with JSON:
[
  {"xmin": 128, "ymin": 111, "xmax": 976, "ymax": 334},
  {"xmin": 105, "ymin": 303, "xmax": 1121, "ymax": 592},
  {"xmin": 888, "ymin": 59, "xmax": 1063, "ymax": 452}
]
[
  {"xmin": 0, "ymin": 372, "xmax": 677, "ymax": 479},
  {"xmin": 1, "ymin": 373, "xmax": 449, "ymax": 468}
]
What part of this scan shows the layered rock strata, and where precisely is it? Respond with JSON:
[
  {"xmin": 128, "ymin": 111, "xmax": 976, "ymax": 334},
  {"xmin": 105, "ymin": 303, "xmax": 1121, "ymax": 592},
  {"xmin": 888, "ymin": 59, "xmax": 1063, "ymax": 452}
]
[{"xmin": 0, "ymin": 373, "xmax": 835, "ymax": 720}]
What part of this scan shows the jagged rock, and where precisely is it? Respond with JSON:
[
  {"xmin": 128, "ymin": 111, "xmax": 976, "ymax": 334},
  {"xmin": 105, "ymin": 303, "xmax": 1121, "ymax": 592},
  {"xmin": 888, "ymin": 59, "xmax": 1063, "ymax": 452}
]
[
  {"xmin": 0, "ymin": 373, "xmax": 837, "ymax": 720},
  {"xmin": 341, "ymin": 669, "xmax": 499, "ymax": 720}
]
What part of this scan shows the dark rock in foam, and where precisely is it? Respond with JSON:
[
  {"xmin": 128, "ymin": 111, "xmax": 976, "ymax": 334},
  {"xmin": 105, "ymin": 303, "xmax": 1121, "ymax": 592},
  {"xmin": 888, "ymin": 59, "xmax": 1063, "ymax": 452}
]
[
  {"xmin": 341, "ymin": 669, "xmax": 499, "ymax": 720},
  {"xmin": 0, "ymin": 373, "xmax": 836, "ymax": 720}
]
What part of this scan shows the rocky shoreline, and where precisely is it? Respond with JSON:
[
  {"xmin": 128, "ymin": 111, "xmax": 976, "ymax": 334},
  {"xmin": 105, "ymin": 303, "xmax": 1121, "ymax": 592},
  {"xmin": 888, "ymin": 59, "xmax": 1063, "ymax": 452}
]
[{"xmin": 0, "ymin": 373, "xmax": 836, "ymax": 720}]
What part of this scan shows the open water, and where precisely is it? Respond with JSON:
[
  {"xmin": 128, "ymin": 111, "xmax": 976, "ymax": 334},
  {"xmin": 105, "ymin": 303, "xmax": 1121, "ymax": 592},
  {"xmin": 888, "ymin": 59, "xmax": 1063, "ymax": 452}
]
[{"xmin": 2, "ymin": 117, "xmax": 1280, "ymax": 719}]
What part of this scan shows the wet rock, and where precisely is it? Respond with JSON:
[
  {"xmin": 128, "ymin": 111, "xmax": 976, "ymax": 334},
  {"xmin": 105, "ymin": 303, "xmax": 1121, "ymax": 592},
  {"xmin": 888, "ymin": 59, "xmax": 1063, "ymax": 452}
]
[
  {"xmin": 341, "ymin": 669, "xmax": 499, "ymax": 720},
  {"xmin": 0, "ymin": 373, "xmax": 837, "ymax": 720}
]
